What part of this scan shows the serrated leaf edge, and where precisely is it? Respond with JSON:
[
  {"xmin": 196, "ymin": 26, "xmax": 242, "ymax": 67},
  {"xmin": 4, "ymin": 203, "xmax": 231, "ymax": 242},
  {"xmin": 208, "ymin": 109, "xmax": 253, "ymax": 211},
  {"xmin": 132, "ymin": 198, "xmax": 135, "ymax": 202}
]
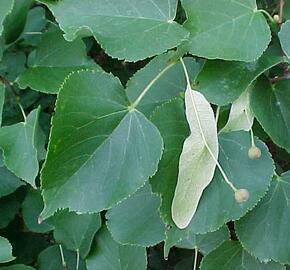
[{"xmin": 39, "ymin": 1, "xmax": 189, "ymax": 62}]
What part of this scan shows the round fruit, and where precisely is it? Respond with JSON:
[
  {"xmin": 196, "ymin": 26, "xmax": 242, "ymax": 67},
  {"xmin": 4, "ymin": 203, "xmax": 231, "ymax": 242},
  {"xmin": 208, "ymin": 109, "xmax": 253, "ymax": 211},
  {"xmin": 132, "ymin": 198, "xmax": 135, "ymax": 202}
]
[
  {"xmin": 235, "ymin": 189, "xmax": 250, "ymax": 203},
  {"xmin": 248, "ymin": 146, "xmax": 261, "ymax": 160},
  {"xmin": 273, "ymin": 14, "xmax": 280, "ymax": 23}
]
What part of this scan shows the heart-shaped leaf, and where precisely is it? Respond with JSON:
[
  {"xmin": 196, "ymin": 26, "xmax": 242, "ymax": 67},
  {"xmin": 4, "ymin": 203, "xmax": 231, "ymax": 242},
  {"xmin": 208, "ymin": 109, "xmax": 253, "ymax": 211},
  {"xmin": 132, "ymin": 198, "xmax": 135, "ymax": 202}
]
[
  {"xmin": 52, "ymin": 210, "xmax": 101, "ymax": 258},
  {"xmin": 251, "ymin": 77, "xmax": 290, "ymax": 153},
  {"xmin": 17, "ymin": 29, "xmax": 97, "ymax": 94},
  {"xmin": 181, "ymin": 0, "xmax": 271, "ymax": 62},
  {"xmin": 86, "ymin": 227, "xmax": 147, "ymax": 270},
  {"xmin": 40, "ymin": 0, "xmax": 189, "ymax": 61},
  {"xmin": 0, "ymin": 107, "xmax": 43, "ymax": 187},
  {"xmin": 236, "ymin": 171, "xmax": 290, "ymax": 264},
  {"xmin": 106, "ymin": 184, "xmax": 165, "ymax": 247},
  {"xmin": 200, "ymin": 241, "xmax": 286, "ymax": 270},
  {"xmin": 41, "ymin": 69, "xmax": 163, "ymax": 219},
  {"xmin": 38, "ymin": 245, "xmax": 86, "ymax": 270}
]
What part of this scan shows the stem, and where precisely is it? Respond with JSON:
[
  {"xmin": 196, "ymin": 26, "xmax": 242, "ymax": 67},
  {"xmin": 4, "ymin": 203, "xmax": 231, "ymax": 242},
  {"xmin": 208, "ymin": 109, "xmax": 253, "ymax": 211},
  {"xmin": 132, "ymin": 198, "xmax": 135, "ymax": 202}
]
[
  {"xmin": 193, "ymin": 247, "xmax": 198, "ymax": 270},
  {"xmin": 18, "ymin": 103, "xmax": 27, "ymax": 124},
  {"xmin": 180, "ymin": 58, "xmax": 237, "ymax": 192},
  {"xmin": 76, "ymin": 249, "xmax": 80, "ymax": 270},
  {"xmin": 131, "ymin": 62, "xmax": 176, "ymax": 109},
  {"xmin": 250, "ymin": 128, "xmax": 255, "ymax": 147},
  {"xmin": 180, "ymin": 58, "xmax": 191, "ymax": 86},
  {"xmin": 215, "ymin": 106, "xmax": 220, "ymax": 125},
  {"xmin": 244, "ymin": 109, "xmax": 255, "ymax": 147},
  {"xmin": 259, "ymin": 9, "xmax": 275, "ymax": 24},
  {"xmin": 59, "ymin": 245, "xmax": 67, "ymax": 269}
]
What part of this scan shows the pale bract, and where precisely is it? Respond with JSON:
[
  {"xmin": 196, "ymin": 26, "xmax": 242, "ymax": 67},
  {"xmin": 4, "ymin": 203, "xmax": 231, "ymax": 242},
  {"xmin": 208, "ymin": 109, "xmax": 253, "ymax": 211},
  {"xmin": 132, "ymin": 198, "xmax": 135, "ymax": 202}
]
[
  {"xmin": 171, "ymin": 85, "xmax": 218, "ymax": 229},
  {"xmin": 222, "ymin": 89, "xmax": 254, "ymax": 133}
]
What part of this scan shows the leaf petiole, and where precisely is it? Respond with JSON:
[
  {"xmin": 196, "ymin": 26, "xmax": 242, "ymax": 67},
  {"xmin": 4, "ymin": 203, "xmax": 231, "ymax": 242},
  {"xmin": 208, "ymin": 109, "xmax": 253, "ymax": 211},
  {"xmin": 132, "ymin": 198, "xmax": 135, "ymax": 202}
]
[
  {"xmin": 18, "ymin": 103, "xmax": 27, "ymax": 124},
  {"xmin": 59, "ymin": 244, "xmax": 67, "ymax": 270},
  {"xmin": 245, "ymin": 109, "xmax": 255, "ymax": 147},
  {"xmin": 76, "ymin": 249, "xmax": 80, "ymax": 270},
  {"xmin": 215, "ymin": 106, "xmax": 220, "ymax": 125},
  {"xmin": 131, "ymin": 62, "xmax": 176, "ymax": 109},
  {"xmin": 193, "ymin": 247, "xmax": 198, "ymax": 270},
  {"xmin": 259, "ymin": 9, "xmax": 276, "ymax": 24}
]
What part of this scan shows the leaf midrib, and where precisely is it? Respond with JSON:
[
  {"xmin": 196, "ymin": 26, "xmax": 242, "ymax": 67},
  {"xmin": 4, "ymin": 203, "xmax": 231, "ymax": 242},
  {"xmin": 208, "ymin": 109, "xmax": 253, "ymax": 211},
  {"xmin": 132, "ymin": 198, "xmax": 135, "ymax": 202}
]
[{"xmin": 43, "ymin": 60, "xmax": 175, "ymax": 192}]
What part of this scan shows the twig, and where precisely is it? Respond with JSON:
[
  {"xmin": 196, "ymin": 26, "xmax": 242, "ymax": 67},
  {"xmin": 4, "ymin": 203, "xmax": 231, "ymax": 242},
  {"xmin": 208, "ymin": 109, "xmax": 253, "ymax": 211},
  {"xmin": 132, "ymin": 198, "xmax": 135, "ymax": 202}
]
[{"xmin": 279, "ymin": 0, "xmax": 285, "ymax": 23}]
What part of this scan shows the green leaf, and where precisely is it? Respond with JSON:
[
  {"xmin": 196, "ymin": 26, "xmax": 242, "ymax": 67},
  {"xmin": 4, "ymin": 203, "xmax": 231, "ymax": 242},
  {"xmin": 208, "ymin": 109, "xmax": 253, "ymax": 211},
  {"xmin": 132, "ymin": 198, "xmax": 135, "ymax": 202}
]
[
  {"xmin": 181, "ymin": 0, "xmax": 271, "ymax": 62},
  {"xmin": 171, "ymin": 86, "xmax": 218, "ymax": 229},
  {"xmin": 0, "ymin": 165, "xmax": 24, "ymax": 198},
  {"xmin": 164, "ymin": 226, "xmax": 229, "ymax": 258},
  {"xmin": 17, "ymin": 30, "xmax": 97, "ymax": 94},
  {"xmin": 236, "ymin": 171, "xmax": 290, "ymax": 264},
  {"xmin": 0, "ymin": 193, "xmax": 20, "ymax": 229},
  {"xmin": 150, "ymin": 98, "xmax": 189, "ymax": 225},
  {"xmin": 251, "ymin": 78, "xmax": 290, "ymax": 152},
  {"xmin": 0, "ymin": 51, "xmax": 26, "ymax": 81},
  {"xmin": 0, "ymin": 236, "xmax": 15, "ymax": 263},
  {"xmin": 195, "ymin": 49, "xmax": 284, "ymax": 105},
  {"xmin": 40, "ymin": 0, "xmax": 189, "ymax": 61},
  {"xmin": 106, "ymin": 184, "xmax": 165, "ymax": 247},
  {"xmin": 86, "ymin": 227, "xmax": 147, "ymax": 270},
  {"xmin": 279, "ymin": 20, "xmax": 290, "ymax": 58},
  {"xmin": 41, "ymin": 69, "xmax": 163, "ymax": 219},
  {"xmin": 19, "ymin": 6, "xmax": 47, "ymax": 47},
  {"xmin": 38, "ymin": 245, "xmax": 86, "ymax": 270},
  {"xmin": 172, "ymin": 131, "xmax": 274, "ymax": 234},
  {"xmin": 0, "ymin": 0, "xmax": 13, "ymax": 36},
  {"xmin": 22, "ymin": 190, "xmax": 54, "ymax": 233},
  {"xmin": 222, "ymin": 88, "xmax": 254, "ymax": 133},
  {"xmin": 0, "ymin": 266, "xmax": 36, "ymax": 270},
  {"xmin": 126, "ymin": 54, "xmax": 201, "ymax": 116},
  {"xmin": 3, "ymin": 0, "xmax": 34, "ymax": 44},
  {"xmin": 52, "ymin": 210, "xmax": 101, "ymax": 258},
  {"xmin": 0, "ymin": 107, "xmax": 42, "ymax": 187},
  {"xmin": 285, "ymin": 1, "xmax": 290, "ymax": 20},
  {"xmin": 200, "ymin": 241, "xmax": 286, "ymax": 270},
  {"xmin": 0, "ymin": 37, "xmax": 3, "ymax": 61},
  {"xmin": 0, "ymin": 83, "xmax": 5, "ymax": 126}
]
